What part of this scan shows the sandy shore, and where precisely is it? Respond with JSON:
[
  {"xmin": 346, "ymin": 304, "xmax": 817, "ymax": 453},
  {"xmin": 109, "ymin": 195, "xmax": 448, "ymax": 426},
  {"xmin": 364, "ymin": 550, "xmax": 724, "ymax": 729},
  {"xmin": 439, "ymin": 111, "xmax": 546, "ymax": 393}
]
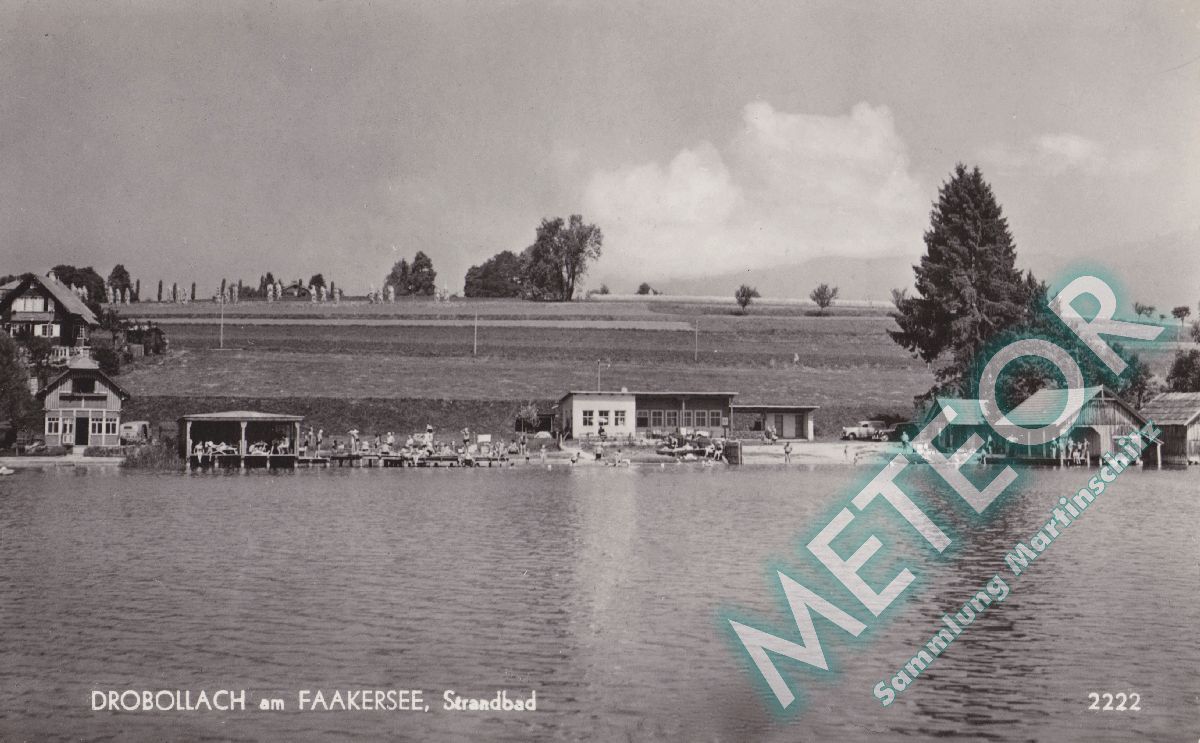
[{"xmin": 738, "ymin": 440, "xmax": 899, "ymax": 465}]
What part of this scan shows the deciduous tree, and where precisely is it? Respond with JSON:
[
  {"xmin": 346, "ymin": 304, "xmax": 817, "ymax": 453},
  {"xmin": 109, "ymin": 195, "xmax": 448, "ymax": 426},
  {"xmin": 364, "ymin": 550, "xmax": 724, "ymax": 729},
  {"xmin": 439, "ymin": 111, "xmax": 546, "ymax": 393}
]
[
  {"xmin": 409, "ymin": 251, "xmax": 437, "ymax": 296},
  {"xmin": 521, "ymin": 215, "xmax": 603, "ymax": 301},
  {"xmin": 809, "ymin": 283, "xmax": 839, "ymax": 314},
  {"xmin": 735, "ymin": 284, "xmax": 760, "ymax": 313},
  {"xmin": 0, "ymin": 335, "xmax": 36, "ymax": 445},
  {"xmin": 464, "ymin": 250, "xmax": 524, "ymax": 298},
  {"xmin": 1166, "ymin": 349, "xmax": 1200, "ymax": 392}
]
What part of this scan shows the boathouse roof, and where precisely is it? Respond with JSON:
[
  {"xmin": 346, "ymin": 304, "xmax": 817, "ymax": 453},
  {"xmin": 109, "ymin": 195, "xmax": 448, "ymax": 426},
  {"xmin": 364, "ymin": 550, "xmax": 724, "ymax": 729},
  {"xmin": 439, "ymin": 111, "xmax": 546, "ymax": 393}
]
[
  {"xmin": 1139, "ymin": 392, "xmax": 1200, "ymax": 426},
  {"xmin": 938, "ymin": 386, "xmax": 1146, "ymax": 428}
]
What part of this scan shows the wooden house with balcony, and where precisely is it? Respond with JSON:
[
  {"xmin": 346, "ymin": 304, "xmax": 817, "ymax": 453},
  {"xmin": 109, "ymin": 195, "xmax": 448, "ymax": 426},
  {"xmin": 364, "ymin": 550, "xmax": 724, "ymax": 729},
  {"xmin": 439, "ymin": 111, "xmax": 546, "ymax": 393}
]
[
  {"xmin": 35, "ymin": 355, "xmax": 131, "ymax": 449},
  {"xmin": 0, "ymin": 272, "xmax": 98, "ymax": 366}
]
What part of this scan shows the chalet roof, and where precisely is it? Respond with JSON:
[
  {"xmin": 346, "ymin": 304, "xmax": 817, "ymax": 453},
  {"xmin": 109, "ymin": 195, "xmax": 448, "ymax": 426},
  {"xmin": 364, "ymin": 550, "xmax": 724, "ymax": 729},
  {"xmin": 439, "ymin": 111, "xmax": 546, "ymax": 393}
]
[
  {"xmin": 178, "ymin": 411, "xmax": 304, "ymax": 422},
  {"xmin": 1139, "ymin": 392, "xmax": 1200, "ymax": 426},
  {"xmin": 0, "ymin": 274, "xmax": 98, "ymax": 325},
  {"xmin": 37, "ymin": 365, "xmax": 131, "ymax": 401}
]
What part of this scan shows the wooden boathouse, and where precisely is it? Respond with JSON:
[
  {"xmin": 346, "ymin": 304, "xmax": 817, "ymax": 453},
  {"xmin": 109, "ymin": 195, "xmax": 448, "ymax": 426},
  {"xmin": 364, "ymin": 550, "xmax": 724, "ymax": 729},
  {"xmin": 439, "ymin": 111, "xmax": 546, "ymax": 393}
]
[
  {"xmin": 1138, "ymin": 392, "xmax": 1200, "ymax": 465},
  {"xmin": 936, "ymin": 386, "xmax": 1156, "ymax": 465},
  {"xmin": 178, "ymin": 410, "xmax": 304, "ymax": 469}
]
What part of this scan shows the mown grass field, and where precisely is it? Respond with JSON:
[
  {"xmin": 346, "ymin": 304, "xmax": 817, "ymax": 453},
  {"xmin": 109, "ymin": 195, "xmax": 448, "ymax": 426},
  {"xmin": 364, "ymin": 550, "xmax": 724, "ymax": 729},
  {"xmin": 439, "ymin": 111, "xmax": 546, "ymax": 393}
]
[
  {"xmin": 119, "ymin": 299, "xmax": 932, "ymax": 440},
  {"xmin": 117, "ymin": 296, "xmax": 1187, "ymax": 441}
]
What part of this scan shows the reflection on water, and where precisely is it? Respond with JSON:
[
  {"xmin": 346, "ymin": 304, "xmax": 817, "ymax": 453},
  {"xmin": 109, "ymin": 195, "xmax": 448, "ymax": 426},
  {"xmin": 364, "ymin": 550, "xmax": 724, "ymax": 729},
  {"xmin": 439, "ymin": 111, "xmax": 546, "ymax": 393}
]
[{"xmin": 0, "ymin": 464, "xmax": 1195, "ymax": 741}]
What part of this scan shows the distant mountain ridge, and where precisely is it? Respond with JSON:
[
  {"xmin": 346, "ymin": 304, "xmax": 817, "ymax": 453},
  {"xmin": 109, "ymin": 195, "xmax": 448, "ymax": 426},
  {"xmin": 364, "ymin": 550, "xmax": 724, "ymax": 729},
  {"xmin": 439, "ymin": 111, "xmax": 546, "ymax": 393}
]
[{"xmin": 651, "ymin": 229, "xmax": 1199, "ymax": 308}]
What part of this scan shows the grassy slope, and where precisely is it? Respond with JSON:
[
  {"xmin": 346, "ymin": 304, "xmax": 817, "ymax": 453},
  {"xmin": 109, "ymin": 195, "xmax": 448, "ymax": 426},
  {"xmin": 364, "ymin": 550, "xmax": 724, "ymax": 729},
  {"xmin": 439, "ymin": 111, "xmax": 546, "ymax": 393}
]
[{"xmin": 121, "ymin": 300, "xmax": 932, "ymax": 440}]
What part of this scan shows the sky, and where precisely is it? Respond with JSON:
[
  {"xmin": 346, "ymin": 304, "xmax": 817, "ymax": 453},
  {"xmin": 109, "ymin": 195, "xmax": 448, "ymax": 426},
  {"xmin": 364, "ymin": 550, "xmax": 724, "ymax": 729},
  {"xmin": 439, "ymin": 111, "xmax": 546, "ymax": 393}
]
[{"xmin": 2, "ymin": 1, "xmax": 1197, "ymax": 299}]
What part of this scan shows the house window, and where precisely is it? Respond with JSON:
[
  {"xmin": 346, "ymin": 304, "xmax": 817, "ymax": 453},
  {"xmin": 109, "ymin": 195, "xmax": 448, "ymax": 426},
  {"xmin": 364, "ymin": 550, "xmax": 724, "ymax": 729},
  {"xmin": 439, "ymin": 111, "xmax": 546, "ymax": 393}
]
[
  {"xmin": 13, "ymin": 295, "xmax": 46, "ymax": 312},
  {"xmin": 582, "ymin": 410, "xmax": 594, "ymax": 427},
  {"xmin": 104, "ymin": 416, "xmax": 118, "ymax": 435},
  {"xmin": 665, "ymin": 410, "xmax": 679, "ymax": 428},
  {"xmin": 598, "ymin": 410, "xmax": 609, "ymax": 426},
  {"xmin": 636, "ymin": 411, "xmax": 649, "ymax": 428},
  {"xmin": 46, "ymin": 416, "xmax": 60, "ymax": 435},
  {"xmin": 73, "ymin": 378, "xmax": 96, "ymax": 394},
  {"xmin": 90, "ymin": 417, "xmax": 104, "ymax": 435},
  {"xmin": 712, "ymin": 411, "xmax": 725, "ymax": 428},
  {"xmin": 614, "ymin": 410, "xmax": 626, "ymax": 427},
  {"xmin": 651, "ymin": 410, "xmax": 664, "ymax": 427},
  {"xmin": 682, "ymin": 410, "xmax": 693, "ymax": 428},
  {"xmin": 62, "ymin": 418, "xmax": 74, "ymax": 435}
]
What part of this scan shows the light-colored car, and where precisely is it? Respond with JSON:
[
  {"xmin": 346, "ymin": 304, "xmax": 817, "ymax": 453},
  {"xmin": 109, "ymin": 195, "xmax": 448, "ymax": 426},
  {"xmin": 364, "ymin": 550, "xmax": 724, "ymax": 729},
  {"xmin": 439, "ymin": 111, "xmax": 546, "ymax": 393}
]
[
  {"xmin": 841, "ymin": 420, "xmax": 887, "ymax": 440},
  {"xmin": 120, "ymin": 421, "xmax": 151, "ymax": 444}
]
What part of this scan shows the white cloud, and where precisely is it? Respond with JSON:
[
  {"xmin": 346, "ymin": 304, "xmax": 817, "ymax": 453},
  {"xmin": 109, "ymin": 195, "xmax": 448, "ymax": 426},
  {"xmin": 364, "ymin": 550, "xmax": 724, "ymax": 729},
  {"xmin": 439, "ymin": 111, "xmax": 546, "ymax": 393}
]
[
  {"xmin": 980, "ymin": 133, "xmax": 1157, "ymax": 176},
  {"xmin": 582, "ymin": 101, "xmax": 927, "ymax": 281}
]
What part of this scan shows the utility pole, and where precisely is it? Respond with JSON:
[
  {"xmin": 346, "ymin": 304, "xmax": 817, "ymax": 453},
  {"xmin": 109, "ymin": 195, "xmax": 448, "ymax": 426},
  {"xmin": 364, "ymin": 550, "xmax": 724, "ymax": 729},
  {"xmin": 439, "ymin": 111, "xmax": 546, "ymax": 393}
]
[
  {"xmin": 473, "ymin": 314, "xmax": 478, "ymax": 356},
  {"xmin": 219, "ymin": 292, "xmax": 225, "ymax": 349},
  {"xmin": 597, "ymin": 359, "xmax": 601, "ymax": 391},
  {"xmin": 694, "ymin": 321, "xmax": 698, "ymax": 363}
]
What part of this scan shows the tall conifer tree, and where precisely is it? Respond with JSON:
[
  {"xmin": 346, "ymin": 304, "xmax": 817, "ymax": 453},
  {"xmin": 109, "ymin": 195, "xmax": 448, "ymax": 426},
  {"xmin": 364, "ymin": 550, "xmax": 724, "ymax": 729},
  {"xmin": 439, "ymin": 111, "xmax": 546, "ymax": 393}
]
[{"xmin": 890, "ymin": 164, "xmax": 1034, "ymax": 400}]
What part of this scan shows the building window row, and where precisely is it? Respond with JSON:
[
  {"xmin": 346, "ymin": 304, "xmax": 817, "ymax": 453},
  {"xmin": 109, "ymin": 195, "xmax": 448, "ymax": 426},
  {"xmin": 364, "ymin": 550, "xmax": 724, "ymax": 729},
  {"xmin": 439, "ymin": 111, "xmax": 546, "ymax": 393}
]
[
  {"xmin": 634, "ymin": 409, "xmax": 724, "ymax": 429},
  {"xmin": 47, "ymin": 414, "xmax": 118, "ymax": 436},
  {"xmin": 12, "ymin": 295, "xmax": 48, "ymax": 313}
]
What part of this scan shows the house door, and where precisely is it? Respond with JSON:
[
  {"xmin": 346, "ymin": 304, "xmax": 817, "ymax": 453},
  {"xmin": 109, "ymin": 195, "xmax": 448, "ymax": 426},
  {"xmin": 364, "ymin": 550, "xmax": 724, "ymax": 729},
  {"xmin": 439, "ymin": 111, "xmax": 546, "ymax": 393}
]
[
  {"xmin": 75, "ymin": 416, "xmax": 89, "ymax": 446},
  {"xmin": 782, "ymin": 415, "xmax": 797, "ymax": 438}
]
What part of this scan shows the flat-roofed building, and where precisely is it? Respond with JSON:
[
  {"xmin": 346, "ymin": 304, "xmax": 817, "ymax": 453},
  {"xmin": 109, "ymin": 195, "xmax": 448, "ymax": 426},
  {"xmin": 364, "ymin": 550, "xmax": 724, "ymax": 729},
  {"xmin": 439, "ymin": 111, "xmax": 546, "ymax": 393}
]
[
  {"xmin": 730, "ymin": 404, "xmax": 818, "ymax": 440},
  {"xmin": 557, "ymin": 390, "xmax": 736, "ymax": 440}
]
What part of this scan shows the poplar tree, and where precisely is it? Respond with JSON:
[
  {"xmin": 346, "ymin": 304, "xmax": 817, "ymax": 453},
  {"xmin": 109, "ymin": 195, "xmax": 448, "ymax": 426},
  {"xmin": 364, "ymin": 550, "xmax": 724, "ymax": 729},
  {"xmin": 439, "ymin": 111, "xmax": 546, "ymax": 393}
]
[{"xmin": 890, "ymin": 164, "xmax": 1035, "ymax": 401}]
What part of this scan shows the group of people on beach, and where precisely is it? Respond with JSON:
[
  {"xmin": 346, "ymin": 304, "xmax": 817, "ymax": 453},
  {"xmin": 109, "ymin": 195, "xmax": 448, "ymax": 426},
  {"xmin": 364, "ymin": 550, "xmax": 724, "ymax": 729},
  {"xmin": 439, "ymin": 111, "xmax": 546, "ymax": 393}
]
[{"xmin": 295, "ymin": 425, "xmax": 535, "ymax": 464}]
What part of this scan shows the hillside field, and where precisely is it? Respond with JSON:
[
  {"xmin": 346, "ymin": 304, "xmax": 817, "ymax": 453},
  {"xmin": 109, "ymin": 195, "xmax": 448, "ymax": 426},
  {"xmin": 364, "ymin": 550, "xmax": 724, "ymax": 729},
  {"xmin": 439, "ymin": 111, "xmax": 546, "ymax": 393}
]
[{"xmin": 115, "ymin": 297, "xmax": 1186, "ymax": 441}]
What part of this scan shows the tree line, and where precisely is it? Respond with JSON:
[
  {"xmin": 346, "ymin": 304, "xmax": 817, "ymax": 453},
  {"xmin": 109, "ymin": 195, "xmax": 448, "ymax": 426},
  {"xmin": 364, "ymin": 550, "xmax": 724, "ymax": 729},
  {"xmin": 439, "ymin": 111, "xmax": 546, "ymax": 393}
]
[{"xmin": 464, "ymin": 214, "xmax": 603, "ymax": 301}]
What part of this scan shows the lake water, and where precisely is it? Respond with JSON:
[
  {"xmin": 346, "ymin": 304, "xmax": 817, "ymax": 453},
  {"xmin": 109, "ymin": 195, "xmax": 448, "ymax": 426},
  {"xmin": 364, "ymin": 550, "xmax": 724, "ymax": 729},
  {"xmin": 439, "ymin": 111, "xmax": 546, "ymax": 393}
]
[{"xmin": 0, "ymin": 463, "xmax": 1195, "ymax": 741}]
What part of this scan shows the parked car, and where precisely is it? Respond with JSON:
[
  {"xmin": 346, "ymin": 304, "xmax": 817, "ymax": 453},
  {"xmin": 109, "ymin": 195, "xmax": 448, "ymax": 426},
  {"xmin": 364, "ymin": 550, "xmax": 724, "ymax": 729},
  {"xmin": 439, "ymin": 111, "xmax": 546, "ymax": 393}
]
[
  {"xmin": 120, "ymin": 421, "xmax": 151, "ymax": 444},
  {"xmin": 841, "ymin": 420, "xmax": 887, "ymax": 440},
  {"xmin": 877, "ymin": 422, "xmax": 920, "ymax": 442}
]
